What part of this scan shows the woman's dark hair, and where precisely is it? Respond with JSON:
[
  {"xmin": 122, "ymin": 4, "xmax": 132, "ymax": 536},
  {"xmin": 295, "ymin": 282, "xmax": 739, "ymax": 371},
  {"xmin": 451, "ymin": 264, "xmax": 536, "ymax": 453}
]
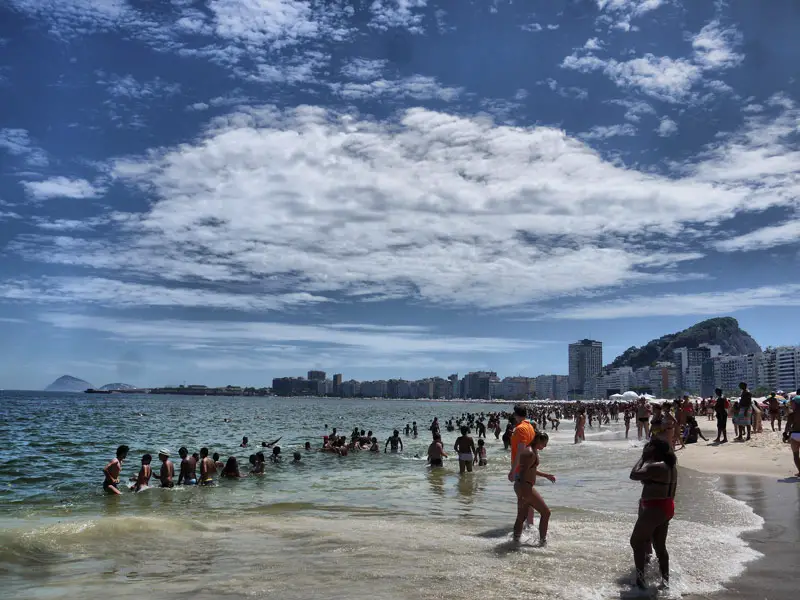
[
  {"xmin": 647, "ymin": 438, "xmax": 676, "ymax": 468},
  {"xmin": 534, "ymin": 431, "xmax": 549, "ymax": 444},
  {"xmin": 222, "ymin": 456, "xmax": 239, "ymax": 477},
  {"xmin": 460, "ymin": 425, "xmax": 469, "ymax": 435}
]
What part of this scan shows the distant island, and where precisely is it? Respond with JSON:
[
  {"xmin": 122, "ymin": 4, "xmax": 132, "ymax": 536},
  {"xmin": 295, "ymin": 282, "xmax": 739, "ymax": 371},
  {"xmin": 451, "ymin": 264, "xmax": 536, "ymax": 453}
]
[{"xmin": 45, "ymin": 375, "xmax": 94, "ymax": 392}]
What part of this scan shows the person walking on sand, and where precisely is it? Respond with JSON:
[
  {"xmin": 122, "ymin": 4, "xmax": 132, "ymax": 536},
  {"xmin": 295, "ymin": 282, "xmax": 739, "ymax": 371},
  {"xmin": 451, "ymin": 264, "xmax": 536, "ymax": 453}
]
[
  {"xmin": 629, "ymin": 438, "xmax": 678, "ymax": 591},
  {"xmin": 735, "ymin": 382, "xmax": 753, "ymax": 441},
  {"xmin": 513, "ymin": 432, "xmax": 555, "ymax": 546},
  {"xmin": 784, "ymin": 394, "xmax": 800, "ymax": 477},
  {"xmin": 713, "ymin": 388, "xmax": 729, "ymax": 443},
  {"xmin": 767, "ymin": 392, "xmax": 782, "ymax": 432}
]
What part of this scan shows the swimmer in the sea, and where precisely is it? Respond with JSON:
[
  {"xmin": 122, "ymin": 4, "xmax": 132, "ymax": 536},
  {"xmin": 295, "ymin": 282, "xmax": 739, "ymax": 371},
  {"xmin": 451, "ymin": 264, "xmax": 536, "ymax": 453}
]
[
  {"xmin": 385, "ymin": 430, "xmax": 403, "ymax": 453},
  {"xmin": 177, "ymin": 447, "xmax": 197, "ymax": 485},
  {"xmin": 251, "ymin": 452, "xmax": 265, "ymax": 474},
  {"xmin": 270, "ymin": 446, "xmax": 282, "ymax": 463},
  {"xmin": 199, "ymin": 447, "xmax": 217, "ymax": 485},
  {"xmin": 292, "ymin": 452, "xmax": 302, "ymax": 463},
  {"xmin": 454, "ymin": 425, "xmax": 476, "ymax": 474},
  {"xmin": 213, "ymin": 452, "xmax": 225, "ymax": 470},
  {"xmin": 475, "ymin": 438, "xmax": 487, "ymax": 466},
  {"xmin": 221, "ymin": 456, "xmax": 246, "ymax": 478},
  {"xmin": 240, "ymin": 436, "xmax": 249, "ymax": 448},
  {"xmin": 514, "ymin": 432, "xmax": 555, "ymax": 546},
  {"xmin": 131, "ymin": 453, "xmax": 152, "ymax": 492},
  {"xmin": 102, "ymin": 444, "xmax": 129, "ymax": 495},
  {"xmin": 427, "ymin": 433, "xmax": 447, "ymax": 468},
  {"xmin": 158, "ymin": 449, "xmax": 174, "ymax": 488}
]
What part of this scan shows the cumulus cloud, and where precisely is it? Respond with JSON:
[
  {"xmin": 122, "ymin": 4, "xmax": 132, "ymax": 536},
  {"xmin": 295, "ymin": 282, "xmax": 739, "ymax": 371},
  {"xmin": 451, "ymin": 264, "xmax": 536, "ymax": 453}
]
[
  {"xmin": 98, "ymin": 73, "xmax": 181, "ymax": 99},
  {"xmin": 584, "ymin": 37, "xmax": 603, "ymax": 50},
  {"xmin": 656, "ymin": 117, "xmax": 677, "ymax": 136},
  {"xmin": 341, "ymin": 58, "xmax": 387, "ymax": 81},
  {"xmin": 369, "ymin": 0, "xmax": 428, "ymax": 33},
  {"xmin": 331, "ymin": 75, "xmax": 461, "ymax": 101},
  {"xmin": 692, "ymin": 20, "xmax": 743, "ymax": 70},
  {"xmin": 563, "ymin": 52, "xmax": 701, "ymax": 103},
  {"xmin": 22, "ymin": 177, "xmax": 103, "ymax": 200},
  {"xmin": 539, "ymin": 284, "xmax": 800, "ymax": 320}
]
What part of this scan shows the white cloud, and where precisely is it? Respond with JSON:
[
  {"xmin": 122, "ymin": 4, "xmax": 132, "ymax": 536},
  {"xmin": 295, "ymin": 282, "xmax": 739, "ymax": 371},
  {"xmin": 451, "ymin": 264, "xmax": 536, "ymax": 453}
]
[
  {"xmin": 608, "ymin": 99, "xmax": 655, "ymax": 122},
  {"xmin": 209, "ymin": 0, "xmax": 320, "ymax": 48},
  {"xmin": 584, "ymin": 37, "xmax": 603, "ymax": 50},
  {"xmin": 521, "ymin": 23, "xmax": 542, "ymax": 32},
  {"xmin": 656, "ymin": 116, "xmax": 677, "ymax": 136},
  {"xmin": 563, "ymin": 52, "xmax": 701, "ymax": 103},
  {"xmin": 540, "ymin": 284, "xmax": 800, "ymax": 320},
  {"xmin": 98, "ymin": 73, "xmax": 181, "ymax": 99},
  {"xmin": 0, "ymin": 277, "xmax": 330, "ymax": 312},
  {"xmin": 331, "ymin": 75, "xmax": 462, "ymax": 101},
  {"xmin": 38, "ymin": 312, "xmax": 538, "ymax": 356},
  {"xmin": 580, "ymin": 123, "xmax": 637, "ymax": 140},
  {"xmin": 22, "ymin": 177, "xmax": 103, "ymax": 200},
  {"xmin": 341, "ymin": 58, "xmax": 387, "ymax": 81},
  {"xmin": 714, "ymin": 219, "xmax": 800, "ymax": 253},
  {"xmin": 369, "ymin": 0, "xmax": 428, "ymax": 33},
  {"xmin": 0, "ymin": 128, "xmax": 48, "ymax": 167},
  {"xmin": 692, "ymin": 20, "xmax": 743, "ymax": 70}
]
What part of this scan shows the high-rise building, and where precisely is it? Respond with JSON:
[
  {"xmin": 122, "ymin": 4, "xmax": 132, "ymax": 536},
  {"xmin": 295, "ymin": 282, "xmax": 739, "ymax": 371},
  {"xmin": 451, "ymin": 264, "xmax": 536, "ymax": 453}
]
[
  {"xmin": 776, "ymin": 346, "xmax": 800, "ymax": 391},
  {"xmin": 332, "ymin": 373, "xmax": 343, "ymax": 396},
  {"xmin": 308, "ymin": 370, "xmax": 326, "ymax": 381},
  {"xmin": 568, "ymin": 339, "xmax": 603, "ymax": 397}
]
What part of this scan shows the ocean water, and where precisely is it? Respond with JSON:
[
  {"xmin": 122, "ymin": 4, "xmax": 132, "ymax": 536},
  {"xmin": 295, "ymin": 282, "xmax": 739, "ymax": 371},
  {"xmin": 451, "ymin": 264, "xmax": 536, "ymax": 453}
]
[{"xmin": 0, "ymin": 392, "xmax": 763, "ymax": 600}]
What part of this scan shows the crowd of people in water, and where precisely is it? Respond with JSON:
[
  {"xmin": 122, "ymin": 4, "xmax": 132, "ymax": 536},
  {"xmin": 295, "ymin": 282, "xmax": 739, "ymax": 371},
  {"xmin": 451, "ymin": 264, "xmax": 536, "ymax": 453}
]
[{"xmin": 101, "ymin": 383, "xmax": 800, "ymax": 592}]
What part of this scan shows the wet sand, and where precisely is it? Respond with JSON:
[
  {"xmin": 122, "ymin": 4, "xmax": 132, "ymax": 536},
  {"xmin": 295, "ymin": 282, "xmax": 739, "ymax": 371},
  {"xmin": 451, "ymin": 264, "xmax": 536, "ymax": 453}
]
[{"xmin": 685, "ymin": 473, "xmax": 800, "ymax": 600}]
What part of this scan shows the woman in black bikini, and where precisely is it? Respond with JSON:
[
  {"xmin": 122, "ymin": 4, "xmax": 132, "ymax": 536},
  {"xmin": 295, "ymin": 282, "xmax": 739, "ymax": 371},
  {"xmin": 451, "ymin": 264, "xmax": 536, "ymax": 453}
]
[
  {"xmin": 629, "ymin": 437, "xmax": 678, "ymax": 590},
  {"xmin": 513, "ymin": 431, "xmax": 556, "ymax": 545}
]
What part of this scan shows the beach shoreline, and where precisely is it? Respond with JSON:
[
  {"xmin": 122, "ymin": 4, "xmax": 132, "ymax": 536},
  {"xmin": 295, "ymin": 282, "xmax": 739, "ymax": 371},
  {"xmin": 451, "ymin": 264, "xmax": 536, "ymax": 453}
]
[{"xmin": 683, "ymin": 471, "xmax": 799, "ymax": 600}]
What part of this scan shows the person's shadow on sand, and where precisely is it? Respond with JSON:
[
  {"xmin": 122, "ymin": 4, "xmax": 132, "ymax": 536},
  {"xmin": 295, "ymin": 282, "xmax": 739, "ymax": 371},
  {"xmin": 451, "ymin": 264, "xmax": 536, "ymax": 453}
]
[{"xmin": 777, "ymin": 476, "xmax": 800, "ymax": 483}]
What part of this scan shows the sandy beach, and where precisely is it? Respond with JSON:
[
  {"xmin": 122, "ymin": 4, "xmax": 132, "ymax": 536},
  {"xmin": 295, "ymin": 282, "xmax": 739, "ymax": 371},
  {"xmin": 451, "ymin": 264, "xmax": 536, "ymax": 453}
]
[{"xmin": 677, "ymin": 420, "xmax": 797, "ymax": 478}]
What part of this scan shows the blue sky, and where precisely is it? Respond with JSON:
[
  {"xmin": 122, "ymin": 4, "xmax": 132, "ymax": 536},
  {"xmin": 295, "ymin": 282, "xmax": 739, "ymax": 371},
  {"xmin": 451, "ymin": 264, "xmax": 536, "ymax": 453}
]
[{"xmin": 1, "ymin": 0, "xmax": 799, "ymax": 390}]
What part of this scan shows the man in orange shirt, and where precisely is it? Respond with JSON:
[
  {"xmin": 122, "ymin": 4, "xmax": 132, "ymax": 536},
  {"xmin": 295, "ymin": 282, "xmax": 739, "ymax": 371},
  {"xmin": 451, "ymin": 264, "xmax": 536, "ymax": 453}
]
[{"xmin": 508, "ymin": 404, "xmax": 536, "ymax": 533}]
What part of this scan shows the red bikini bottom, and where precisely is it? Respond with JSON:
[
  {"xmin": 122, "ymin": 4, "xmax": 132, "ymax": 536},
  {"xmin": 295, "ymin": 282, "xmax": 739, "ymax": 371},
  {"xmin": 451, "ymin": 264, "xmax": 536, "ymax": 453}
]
[{"xmin": 640, "ymin": 497, "xmax": 675, "ymax": 520}]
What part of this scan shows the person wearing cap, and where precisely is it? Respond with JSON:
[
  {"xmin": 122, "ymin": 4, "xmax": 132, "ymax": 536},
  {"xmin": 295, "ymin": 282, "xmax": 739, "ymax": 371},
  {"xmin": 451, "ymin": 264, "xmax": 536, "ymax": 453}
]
[{"xmin": 158, "ymin": 449, "xmax": 174, "ymax": 488}]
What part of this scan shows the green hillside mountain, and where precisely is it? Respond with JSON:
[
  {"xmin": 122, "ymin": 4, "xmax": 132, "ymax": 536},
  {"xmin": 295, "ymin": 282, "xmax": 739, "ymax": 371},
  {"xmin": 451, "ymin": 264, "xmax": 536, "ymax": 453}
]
[
  {"xmin": 609, "ymin": 317, "xmax": 762, "ymax": 370},
  {"xmin": 45, "ymin": 375, "xmax": 93, "ymax": 392}
]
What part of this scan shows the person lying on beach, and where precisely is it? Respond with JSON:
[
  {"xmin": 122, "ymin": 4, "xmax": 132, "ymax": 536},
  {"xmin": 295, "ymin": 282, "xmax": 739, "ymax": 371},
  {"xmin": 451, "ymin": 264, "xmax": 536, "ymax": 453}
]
[
  {"xmin": 158, "ymin": 449, "xmax": 174, "ymax": 488},
  {"xmin": 683, "ymin": 417, "xmax": 708, "ymax": 445},
  {"xmin": 427, "ymin": 434, "xmax": 447, "ymax": 468},
  {"xmin": 102, "ymin": 445, "xmax": 129, "ymax": 495},
  {"xmin": 130, "ymin": 454, "xmax": 152, "ymax": 492}
]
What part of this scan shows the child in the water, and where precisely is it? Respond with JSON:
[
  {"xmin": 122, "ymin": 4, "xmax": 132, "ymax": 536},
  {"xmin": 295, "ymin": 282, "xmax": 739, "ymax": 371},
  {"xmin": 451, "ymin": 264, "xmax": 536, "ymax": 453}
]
[
  {"xmin": 476, "ymin": 438, "xmax": 487, "ymax": 466},
  {"xmin": 131, "ymin": 453, "xmax": 152, "ymax": 492}
]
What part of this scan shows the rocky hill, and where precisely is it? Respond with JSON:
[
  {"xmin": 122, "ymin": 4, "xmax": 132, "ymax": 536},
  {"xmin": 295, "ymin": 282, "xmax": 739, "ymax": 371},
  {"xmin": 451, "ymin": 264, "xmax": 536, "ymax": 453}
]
[
  {"xmin": 609, "ymin": 317, "xmax": 762, "ymax": 370},
  {"xmin": 98, "ymin": 383, "xmax": 137, "ymax": 391},
  {"xmin": 45, "ymin": 375, "xmax": 93, "ymax": 392}
]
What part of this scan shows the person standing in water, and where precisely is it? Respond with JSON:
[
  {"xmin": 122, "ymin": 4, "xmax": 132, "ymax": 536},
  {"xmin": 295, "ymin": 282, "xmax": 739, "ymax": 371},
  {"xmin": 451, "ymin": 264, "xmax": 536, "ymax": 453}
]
[
  {"xmin": 385, "ymin": 430, "xmax": 403, "ymax": 453},
  {"xmin": 427, "ymin": 433, "xmax": 447, "ymax": 468},
  {"xmin": 177, "ymin": 447, "xmax": 197, "ymax": 485},
  {"xmin": 453, "ymin": 426, "xmax": 476, "ymax": 474},
  {"xmin": 131, "ymin": 453, "xmax": 153, "ymax": 492},
  {"xmin": 574, "ymin": 407, "xmax": 586, "ymax": 444},
  {"xmin": 157, "ymin": 449, "xmax": 174, "ymax": 488},
  {"xmin": 102, "ymin": 445, "xmax": 129, "ymax": 495},
  {"xmin": 629, "ymin": 438, "xmax": 678, "ymax": 590},
  {"xmin": 199, "ymin": 447, "xmax": 217, "ymax": 485},
  {"xmin": 636, "ymin": 397, "xmax": 651, "ymax": 440},
  {"xmin": 513, "ymin": 432, "xmax": 555, "ymax": 545},
  {"xmin": 784, "ymin": 394, "xmax": 800, "ymax": 476}
]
